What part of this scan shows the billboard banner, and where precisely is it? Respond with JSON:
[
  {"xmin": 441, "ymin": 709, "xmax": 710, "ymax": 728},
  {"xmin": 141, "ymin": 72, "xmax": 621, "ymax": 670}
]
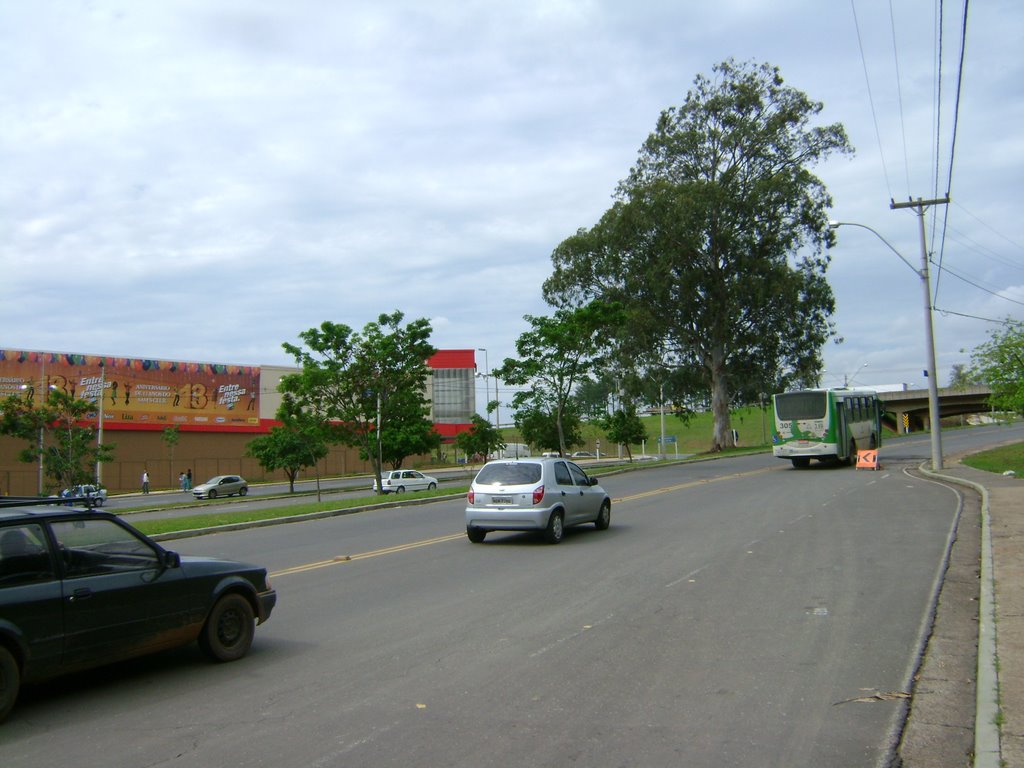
[{"xmin": 0, "ymin": 349, "xmax": 261, "ymax": 431}]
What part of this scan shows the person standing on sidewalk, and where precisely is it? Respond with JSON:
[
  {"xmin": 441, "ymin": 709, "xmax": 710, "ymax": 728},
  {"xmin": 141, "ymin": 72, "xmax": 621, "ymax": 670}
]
[{"xmin": 142, "ymin": 469, "xmax": 150, "ymax": 494}]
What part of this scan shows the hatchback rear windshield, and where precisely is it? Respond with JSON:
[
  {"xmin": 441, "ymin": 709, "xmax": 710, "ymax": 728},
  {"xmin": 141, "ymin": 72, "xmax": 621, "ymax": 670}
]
[{"xmin": 474, "ymin": 463, "xmax": 543, "ymax": 486}]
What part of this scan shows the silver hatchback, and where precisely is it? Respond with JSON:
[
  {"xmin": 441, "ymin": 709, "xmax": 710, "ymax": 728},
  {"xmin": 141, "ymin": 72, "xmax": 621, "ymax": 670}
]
[{"xmin": 465, "ymin": 458, "xmax": 611, "ymax": 544}]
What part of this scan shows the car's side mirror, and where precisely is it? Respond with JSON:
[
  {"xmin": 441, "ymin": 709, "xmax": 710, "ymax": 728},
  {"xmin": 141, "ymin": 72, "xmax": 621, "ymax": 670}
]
[
  {"xmin": 589, "ymin": 477, "xmax": 599, "ymax": 486},
  {"xmin": 162, "ymin": 551, "xmax": 181, "ymax": 569}
]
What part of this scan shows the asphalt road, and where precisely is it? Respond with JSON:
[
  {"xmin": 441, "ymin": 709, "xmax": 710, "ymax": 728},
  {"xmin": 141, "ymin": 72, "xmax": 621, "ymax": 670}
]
[{"xmin": 5, "ymin": 424, "xmax": 1022, "ymax": 766}]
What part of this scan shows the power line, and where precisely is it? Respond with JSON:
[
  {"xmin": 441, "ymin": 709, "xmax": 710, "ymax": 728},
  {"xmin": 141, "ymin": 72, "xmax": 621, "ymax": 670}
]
[
  {"xmin": 933, "ymin": 0, "xmax": 972, "ymax": 303},
  {"xmin": 934, "ymin": 261, "xmax": 1024, "ymax": 306},
  {"xmin": 888, "ymin": 0, "xmax": 913, "ymax": 196},
  {"xmin": 849, "ymin": 0, "xmax": 895, "ymax": 200},
  {"xmin": 934, "ymin": 307, "xmax": 1024, "ymax": 325},
  {"xmin": 953, "ymin": 200, "xmax": 1024, "ymax": 254}
]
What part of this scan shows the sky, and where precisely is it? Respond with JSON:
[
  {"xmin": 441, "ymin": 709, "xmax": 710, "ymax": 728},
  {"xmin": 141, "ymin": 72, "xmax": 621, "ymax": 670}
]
[{"xmin": 2, "ymin": 0, "xmax": 1022, "ymax": 416}]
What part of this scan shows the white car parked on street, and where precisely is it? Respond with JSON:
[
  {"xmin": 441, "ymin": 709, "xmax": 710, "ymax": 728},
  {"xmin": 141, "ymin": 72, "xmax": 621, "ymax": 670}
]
[{"xmin": 373, "ymin": 470, "xmax": 439, "ymax": 494}]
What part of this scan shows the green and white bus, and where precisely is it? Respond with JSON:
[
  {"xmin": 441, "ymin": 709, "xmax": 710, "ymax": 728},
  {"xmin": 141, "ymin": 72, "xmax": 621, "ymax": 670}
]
[{"xmin": 771, "ymin": 388, "xmax": 882, "ymax": 468}]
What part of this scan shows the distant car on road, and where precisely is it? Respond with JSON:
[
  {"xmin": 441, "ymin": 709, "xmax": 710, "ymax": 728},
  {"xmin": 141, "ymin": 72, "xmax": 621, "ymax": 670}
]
[
  {"xmin": 0, "ymin": 501, "xmax": 276, "ymax": 722},
  {"xmin": 465, "ymin": 457, "xmax": 611, "ymax": 544},
  {"xmin": 193, "ymin": 475, "xmax": 248, "ymax": 500},
  {"xmin": 571, "ymin": 451, "xmax": 596, "ymax": 458},
  {"xmin": 373, "ymin": 470, "xmax": 438, "ymax": 494},
  {"xmin": 60, "ymin": 484, "xmax": 107, "ymax": 506}
]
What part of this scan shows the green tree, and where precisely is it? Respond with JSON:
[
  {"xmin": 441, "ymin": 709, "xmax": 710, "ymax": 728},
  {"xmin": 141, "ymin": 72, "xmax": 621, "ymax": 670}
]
[
  {"xmin": 454, "ymin": 414, "xmax": 506, "ymax": 462},
  {"xmin": 497, "ymin": 302, "xmax": 612, "ymax": 456},
  {"xmin": 246, "ymin": 424, "xmax": 329, "ymax": 493},
  {"xmin": 161, "ymin": 426, "xmax": 180, "ymax": 487},
  {"xmin": 600, "ymin": 404, "xmax": 648, "ymax": 461},
  {"xmin": 949, "ymin": 362, "xmax": 980, "ymax": 389},
  {"xmin": 970, "ymin": 323, "xmax": 1024, "ymax": 414},
  {"xmin": 1, "ymin": 388, "xmax": 115, "ymax": 491},
  {"xmin": 514, "ymin": 398, "xmax": 583, "ymax": 455},
  {"xmin": 379, "ymin": 386, "xmax": 442, "ymax": 470},
  {"xmin": 280, "ymin": 311, "xmax": 437, "ymax": 494},
  {"xmin": 575, "ymin": 375, "xmax": 617, "ymax": 421},
  {"xmin": 543, "ymin": 59, "xmax": 851, "ymax": 451}
]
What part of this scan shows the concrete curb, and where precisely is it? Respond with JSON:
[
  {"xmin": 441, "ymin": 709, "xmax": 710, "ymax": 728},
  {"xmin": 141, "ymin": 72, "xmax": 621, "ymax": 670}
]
[{"xmin": 921, "ymin": 464, "xmax": 1001, "ymax": 767}]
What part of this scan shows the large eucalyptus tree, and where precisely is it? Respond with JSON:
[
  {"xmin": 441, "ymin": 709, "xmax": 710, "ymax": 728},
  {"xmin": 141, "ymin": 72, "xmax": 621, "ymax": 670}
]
[{"xmin": 544, "ymin": 60, "xmax": 852, "ymax": 451}]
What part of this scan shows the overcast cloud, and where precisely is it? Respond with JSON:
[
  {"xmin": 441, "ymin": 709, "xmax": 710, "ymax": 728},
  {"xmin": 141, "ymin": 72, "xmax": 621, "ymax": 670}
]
[{"xmin": 2, "ymin": 1, "xmax": 1022, "ymax": 411}]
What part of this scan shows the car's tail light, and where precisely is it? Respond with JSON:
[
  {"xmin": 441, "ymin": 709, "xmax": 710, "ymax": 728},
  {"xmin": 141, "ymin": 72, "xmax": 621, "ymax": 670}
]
[
  {"xmin": 467, "ymin": 490, "xmax": 475, "ymax": 504},
  {"xmin": 532, "ymin": 485, "xmax": 545, "ymax": 505}
]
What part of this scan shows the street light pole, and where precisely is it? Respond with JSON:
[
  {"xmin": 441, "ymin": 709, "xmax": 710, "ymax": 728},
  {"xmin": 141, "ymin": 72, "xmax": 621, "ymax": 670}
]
[
  {"xmin": 830, "ymin": 216, "xmax": 945, "ymax": 470},
  {"xmin": 477, "ymin": 347, "xmax": 490, "ymax": 425}
]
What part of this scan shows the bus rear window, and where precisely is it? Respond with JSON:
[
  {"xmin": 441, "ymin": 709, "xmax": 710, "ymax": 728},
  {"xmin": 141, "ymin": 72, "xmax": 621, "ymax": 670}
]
[{"xmin": 775, "ymin": 392, "xmax": 827, "ymax": 421}]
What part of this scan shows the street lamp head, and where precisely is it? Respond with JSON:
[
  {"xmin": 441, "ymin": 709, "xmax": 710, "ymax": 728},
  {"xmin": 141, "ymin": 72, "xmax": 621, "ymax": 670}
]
[{"xmin": 828, "ymin": 220, "xmax": 841, "ymax": 229}]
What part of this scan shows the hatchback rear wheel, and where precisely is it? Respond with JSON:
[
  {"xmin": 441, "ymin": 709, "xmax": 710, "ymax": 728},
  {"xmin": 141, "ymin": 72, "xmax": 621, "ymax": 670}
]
[
  {"xmin": 467, "ymin": 526, "xmax": 486, "ymax": 543},
  {"xmin": 544, "ymin": 510, "xmax": 564, "ymax": 544}
]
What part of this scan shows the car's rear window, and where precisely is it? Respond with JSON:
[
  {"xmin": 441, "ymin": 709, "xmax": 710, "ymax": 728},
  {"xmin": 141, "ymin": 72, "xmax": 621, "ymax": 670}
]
[{"xmin": 474, "ymin": 463, "xmax": 542, "ymax": 486}]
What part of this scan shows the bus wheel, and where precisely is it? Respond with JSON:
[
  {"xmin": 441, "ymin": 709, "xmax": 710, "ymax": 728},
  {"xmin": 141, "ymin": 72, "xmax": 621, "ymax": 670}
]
[
  {"xmin": 791, "ymin": 457, "xmax": 811, "ymax": 469},
  {"xmin": 846, "ymin": 440, "xmax": 857, "ymax": 466}
]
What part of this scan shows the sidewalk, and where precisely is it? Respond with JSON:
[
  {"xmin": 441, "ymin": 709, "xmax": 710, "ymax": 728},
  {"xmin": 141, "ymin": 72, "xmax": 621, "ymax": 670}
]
[{"xmin": 928, "ymin": 461, "xmax": 1024, "ymax": 766}]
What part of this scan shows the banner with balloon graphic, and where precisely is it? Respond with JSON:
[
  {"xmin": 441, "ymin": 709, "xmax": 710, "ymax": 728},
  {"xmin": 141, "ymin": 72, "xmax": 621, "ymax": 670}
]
[{"xmin": 0, "ymin": 349, "xmax": 261, "ymax": 431}]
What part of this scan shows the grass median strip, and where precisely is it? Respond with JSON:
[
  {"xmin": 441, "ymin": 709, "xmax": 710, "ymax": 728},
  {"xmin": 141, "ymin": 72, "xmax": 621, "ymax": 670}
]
[{"xmin": 131, "ymin": 488, "xmax": 468, "ymax": 537}]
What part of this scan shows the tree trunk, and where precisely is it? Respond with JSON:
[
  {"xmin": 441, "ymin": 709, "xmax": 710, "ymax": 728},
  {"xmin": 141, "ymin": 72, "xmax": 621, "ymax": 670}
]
[{"xmin": 708, "ymin": 348, "xmax": 733, "ymax": 452}]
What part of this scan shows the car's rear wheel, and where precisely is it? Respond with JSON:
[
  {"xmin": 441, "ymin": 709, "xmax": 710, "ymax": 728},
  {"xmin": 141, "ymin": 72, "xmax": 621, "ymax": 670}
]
[
  {"xmin": 208, "ymin": 489, "xmax": 218, "ymax": 499},
  {"xmin": 544, "ymin": 510, "xmax": 564, "ymax": 544},
  {"xmin": 395, "ymin": 486, "xmax": 406, "ymax": 494},
  {"xmin": 594, "ymin": 500, "xmax": 611, "ymax": 530},
  {"xmin": 239, "ymin": 486, "xmax": 248, "ymax": 496},
  {"xmin": 198, "ymin": 593, "xmax": 255, "ymax": 662},
  {"xmin": 0, "ymin": 645, "xmax": 20, "ymax": 723},
  {"xmin": 467, "ymin": 526, "xmax": 486, "ymax": 543}
]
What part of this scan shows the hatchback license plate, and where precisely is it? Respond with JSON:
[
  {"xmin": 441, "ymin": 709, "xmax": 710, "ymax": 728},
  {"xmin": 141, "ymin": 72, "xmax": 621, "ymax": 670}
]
[{"xmin": 490, "ymin": 495, "xmax": 513, "ymax": 505}]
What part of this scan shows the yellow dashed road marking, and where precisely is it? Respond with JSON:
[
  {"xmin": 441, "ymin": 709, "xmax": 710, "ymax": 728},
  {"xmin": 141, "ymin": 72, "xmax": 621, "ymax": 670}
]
[{"xmin": 272, "ymin": 466, "xmax": 782, "ymax": 578}]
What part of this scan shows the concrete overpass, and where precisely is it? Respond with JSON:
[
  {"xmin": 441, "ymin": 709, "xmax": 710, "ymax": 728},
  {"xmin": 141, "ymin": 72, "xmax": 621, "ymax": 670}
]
[{"xmin": 879, "ymin": 384, "xmax": 993, "ymax": 432}]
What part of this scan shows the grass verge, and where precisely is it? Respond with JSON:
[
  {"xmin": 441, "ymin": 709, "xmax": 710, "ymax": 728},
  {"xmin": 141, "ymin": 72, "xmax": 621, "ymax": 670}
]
[
  {"xmin": 131, "ymin": 487, "xmax": 466, "ymax": 537},
  {"xmin": 962, "ymin": 442, "xmax": 1024, "ymax": 477}
]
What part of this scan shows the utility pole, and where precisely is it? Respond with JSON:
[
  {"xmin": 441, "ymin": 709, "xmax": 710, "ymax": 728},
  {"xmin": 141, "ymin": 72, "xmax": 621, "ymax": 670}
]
[
  {"xmin": 96, "ymin": 360, "xmax": 105, "ymax": 484},
  {"xmin": 890, "ymin": 195, "xmax": 949, "ymax": 471}
]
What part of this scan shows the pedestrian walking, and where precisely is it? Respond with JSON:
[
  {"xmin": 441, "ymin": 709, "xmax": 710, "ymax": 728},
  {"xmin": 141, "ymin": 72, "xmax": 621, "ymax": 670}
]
[{"xmin": 142, "ymin": 470, "xmax": 150, "ymax": 494}]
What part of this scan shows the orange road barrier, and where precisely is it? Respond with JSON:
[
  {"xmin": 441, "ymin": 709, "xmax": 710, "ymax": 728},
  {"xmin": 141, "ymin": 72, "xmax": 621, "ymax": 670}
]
[{"xmin": 856, "ymin": 449, "xmax": 880, "ymax": 470}]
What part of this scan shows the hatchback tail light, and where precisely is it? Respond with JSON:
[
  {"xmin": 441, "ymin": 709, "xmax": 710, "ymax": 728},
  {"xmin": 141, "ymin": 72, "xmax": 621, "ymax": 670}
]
[
  {"xmin": 532, "ymin": 485, "xmax": 545, "ymax": 505},
  {"xmin": 467, "ymin": 490, "xmax": 475, "ymax": 504}
]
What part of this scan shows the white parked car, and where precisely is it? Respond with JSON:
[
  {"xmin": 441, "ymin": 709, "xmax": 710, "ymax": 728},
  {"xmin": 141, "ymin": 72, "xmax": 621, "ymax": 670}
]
[{"xmin": 373, "ymin": 470, "xmax": 438, "ymax": 494}]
